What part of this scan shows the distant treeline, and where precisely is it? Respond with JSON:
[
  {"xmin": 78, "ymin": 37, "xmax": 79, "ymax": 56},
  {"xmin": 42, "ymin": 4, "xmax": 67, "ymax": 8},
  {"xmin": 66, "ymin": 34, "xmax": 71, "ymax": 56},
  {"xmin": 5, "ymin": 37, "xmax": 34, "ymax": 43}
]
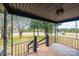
[{"xmin": 58, "ymin": 28, "xmax": 79, "ymax": 33}]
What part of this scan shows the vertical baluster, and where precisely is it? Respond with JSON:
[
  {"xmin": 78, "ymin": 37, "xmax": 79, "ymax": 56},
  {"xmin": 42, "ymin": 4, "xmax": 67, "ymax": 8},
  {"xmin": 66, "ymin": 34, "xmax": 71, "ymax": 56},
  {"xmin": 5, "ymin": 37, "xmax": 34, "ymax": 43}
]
[
  {"xmin": 77, "ymin": 38, "xmax": 79, "ymax": 50},
  {"xmin": 20, "ymin": 43, "xmax": 21, "ymax": 56},
  {"xmin": 72, "ymin": 38, "xmax": 73, "ymax": 48},
  {"xmin": 23, "ymin": 43, "xmax": 25, "ymax": 56},
  {"xmin": 21, "ymin": 43, "xmax": 22, "ymax": 56},
  {"xmin": 71, "ymin": 38, "xmax": 72, "ymax": 47},
  {"xmin": 27, "ymin": 45, "xmax": 29, "ymax": 54},
  {"xmin": 25, "ymin": 43, "xmax": 26, "ymax": 55},
  {"xmin": 19, "ymin": 44, "xmax": 20, "ymax": 56},
  {"xmin": 24, "ymin": 42, "xmax": 26, "ymax": 55},
  {"xmin": 26, "ymin": 42, "xmax": 28, "ymax": 54},
  {"xmin": 18, "ymin": 44, "xmax": 19, "ymax": 56},
  {"xmin": 64, "ymin": 37, "xmax": 65, "ymax": 45},
  {"xmin": 67, "ymin": 37, "xmax": 68, "ymax": 46},
  {"xmin": 20, "ymin": 44, "xmax": 22, "ymax": 55},
  {"xmin": 25, "ymin": 42, "xmax": 27, "ymax": 55},
  {"xmin": 62, "ymin": 38, "xmax": 64, "ymax": 44},
  {"xmin": 24, "ymin": 43, "xmax": 26, "ymax": 55},
  {"xmin": 15, "ymin": 44, "xmax": 16, "ymax": 56},
  {"xmin": 70, "ymin": 38, "xmax": 71, "ymax": 47},
  {"xmin": 65, "ymin": 37, "xmax": 66, "ymax": 45},
  {"xmin": 16, "ymin": 44, "xmax": 18, "ymax": 56},
  {"xmin": 63, "ymin": 37, "xmax": 64, "ymax": 44}
]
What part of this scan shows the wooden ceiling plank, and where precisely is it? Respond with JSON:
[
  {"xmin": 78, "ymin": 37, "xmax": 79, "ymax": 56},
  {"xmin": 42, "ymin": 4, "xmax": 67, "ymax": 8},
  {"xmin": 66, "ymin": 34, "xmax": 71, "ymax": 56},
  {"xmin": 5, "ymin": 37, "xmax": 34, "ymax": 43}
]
[{"xmin": 3, "ymin": 3, "xmax": 79, "ymax": 23}]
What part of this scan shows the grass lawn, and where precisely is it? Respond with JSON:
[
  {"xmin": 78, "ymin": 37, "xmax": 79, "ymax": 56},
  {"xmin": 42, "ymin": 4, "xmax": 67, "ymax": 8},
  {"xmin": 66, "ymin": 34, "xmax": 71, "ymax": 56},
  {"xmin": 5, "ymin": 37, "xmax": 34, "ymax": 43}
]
[
  {"xmin": 0, "ymin": 39, "xmax": 3, "ymax": 46},
  {"xmin": 0, "ymin": 36, "xmax": 44, "ymax": 46}
]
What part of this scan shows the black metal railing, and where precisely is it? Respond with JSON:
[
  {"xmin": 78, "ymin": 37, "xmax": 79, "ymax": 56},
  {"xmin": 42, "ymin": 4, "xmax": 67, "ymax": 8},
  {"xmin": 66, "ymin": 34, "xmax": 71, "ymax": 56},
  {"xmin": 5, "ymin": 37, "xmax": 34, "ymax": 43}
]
[
  {"xmin": 37, "ymin": 35, "xmax": 49, "ymax": 47},
  {"xmin": 27, "ymin": 40, "xmax": 34, "ymax": 54},
  {"xmin": 27, "ymin": 35, "xmax": 49, "ymax": 55},
  {"xmin": 37, "ymin": 37, "xmax": 46, "ymax": 47}
]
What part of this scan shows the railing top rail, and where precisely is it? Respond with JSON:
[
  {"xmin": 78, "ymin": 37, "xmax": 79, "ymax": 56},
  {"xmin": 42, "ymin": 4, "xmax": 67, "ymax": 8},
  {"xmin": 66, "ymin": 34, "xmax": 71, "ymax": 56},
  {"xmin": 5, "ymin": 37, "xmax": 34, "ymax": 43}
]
[
  {"xmin": 38, "ymin": 42, "xmax": 46, "ymax": 46},
  {"xmin": 38, "ymin": 37, "xmax": 46, "ymax": 43},
  {"xmin": 7, "ymin": 41, "xmax": 28, "ymax": 46},
  {"xmin": 28, "ymin": 40, "xmax": 34, "ymax": 46},
  {"xmin": 58, "ymin": 36, "xmax": 78, "ymax": 39}
]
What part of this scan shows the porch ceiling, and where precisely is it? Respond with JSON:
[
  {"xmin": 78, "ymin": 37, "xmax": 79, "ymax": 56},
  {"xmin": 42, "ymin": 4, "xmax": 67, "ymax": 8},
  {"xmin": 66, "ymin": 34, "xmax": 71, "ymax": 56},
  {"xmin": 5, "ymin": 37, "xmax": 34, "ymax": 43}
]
[{"xmin": 3, "ymin": 3, "xmax": 79, "ymax": 23}]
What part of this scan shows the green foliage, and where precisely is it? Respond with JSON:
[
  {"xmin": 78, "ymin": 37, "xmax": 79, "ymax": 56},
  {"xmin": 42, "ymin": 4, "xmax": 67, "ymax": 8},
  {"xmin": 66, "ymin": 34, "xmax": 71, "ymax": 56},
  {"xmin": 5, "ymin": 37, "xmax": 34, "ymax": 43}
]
[
  {"xmin": 30, "ymin": 19, "xmax": 55, "ymax": 33},
  {"xmin": 30, "ymin": 19, "xmax": 43, "ymax": 30},
  {"xmin": 23, "ymin": 28, "xmax": 33, "ymax": 32}
]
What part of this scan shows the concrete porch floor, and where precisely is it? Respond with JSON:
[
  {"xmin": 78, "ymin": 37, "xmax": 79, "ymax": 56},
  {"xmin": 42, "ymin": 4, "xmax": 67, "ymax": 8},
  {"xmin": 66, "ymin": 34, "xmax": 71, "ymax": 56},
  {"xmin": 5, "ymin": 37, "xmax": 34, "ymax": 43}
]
[{"xmin": 28, "ymin": 43, "xmax": 79, "ymax": 56}]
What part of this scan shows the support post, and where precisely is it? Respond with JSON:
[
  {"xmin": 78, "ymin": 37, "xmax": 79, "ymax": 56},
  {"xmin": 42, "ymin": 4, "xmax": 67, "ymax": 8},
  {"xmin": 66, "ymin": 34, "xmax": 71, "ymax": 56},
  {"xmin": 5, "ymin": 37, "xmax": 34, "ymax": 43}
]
[
  {"xmin": 75, "ymin": 21, "xmax": 78, "ymax": 49},
  {"xmin": 55, "ymin": 23, "xmax": 57, "ymax": 43},
  {"xmin": 11, "ymin": 14, "xmax": 13, "ymax": 56},
  {"xmin": 33, "ymin": 36, "xmax": 37, "ymax": 52},
  {"xmin": 3, "ymin": 10, "xmax": 7, "ymax": 56}
]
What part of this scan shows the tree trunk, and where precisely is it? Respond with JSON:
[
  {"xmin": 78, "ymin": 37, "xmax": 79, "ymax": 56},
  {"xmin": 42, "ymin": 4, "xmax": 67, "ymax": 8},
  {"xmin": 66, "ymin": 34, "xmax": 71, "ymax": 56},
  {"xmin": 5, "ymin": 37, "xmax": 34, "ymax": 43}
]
[
  {"xmin": 8, "ymin": 32, "xmax": 11, "ymax": 39},
  {"xmin": 33, "ymin": 28, "xmax": 35, "ymax": 36},
  {"xmin": 44, "ymin": 29, "xmax": 48, "ymax": 37},
  {"xmin": 51, "ymin": 30, "xmax": 53, "ymax": 36},
  {"xmin": 51, "ymin": 32, "xmax": 52, "ymax": 36},
  {"xmin": 37, "ymin": 29, "xmax": 39, "ymax": 37},
  {"xmin": 19, "ymin": 31, "xmax": 22, "ymax": 39},
  {"xmin": 52, "ymin": 31, "xmax": 53, "ymax": 36},
  {"xmin": 1, "ymin": 28, "xmax": 3, "ymax": 39},
  {"xmin": 7, "ymin": 27, "xmax": 11, "ymax": 39}
]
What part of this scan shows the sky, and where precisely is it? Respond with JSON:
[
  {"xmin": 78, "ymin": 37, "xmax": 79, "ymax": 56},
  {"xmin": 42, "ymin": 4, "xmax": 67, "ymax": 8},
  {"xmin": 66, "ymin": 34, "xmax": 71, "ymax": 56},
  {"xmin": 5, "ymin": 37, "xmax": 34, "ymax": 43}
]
[{"xmin": 58, "ymin": 21, "xmax": 79, "ymax": 29}]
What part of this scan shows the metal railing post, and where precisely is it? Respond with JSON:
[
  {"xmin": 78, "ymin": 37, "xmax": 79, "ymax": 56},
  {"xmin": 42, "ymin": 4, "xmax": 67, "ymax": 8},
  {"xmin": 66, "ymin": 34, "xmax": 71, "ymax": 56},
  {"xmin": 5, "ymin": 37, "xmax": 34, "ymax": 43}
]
[
  {"xmin": 33, "ymin": 36, "xmax": 37, "ymax": 52},
  {"xmin": 46, "ymin": 35, "xmax": 49, "ymax": 47},
  {"xmin": 27, "ymin": 41, "xmax": 30, "ymax": 54}
]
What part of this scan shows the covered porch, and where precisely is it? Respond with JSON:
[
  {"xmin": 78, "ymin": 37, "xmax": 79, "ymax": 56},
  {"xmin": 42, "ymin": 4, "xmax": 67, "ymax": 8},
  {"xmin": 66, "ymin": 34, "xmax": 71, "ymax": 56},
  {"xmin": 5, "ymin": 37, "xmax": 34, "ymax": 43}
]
[{"xmin": 0, "ymin": 3, "xmax": 79, "ymax": 56}]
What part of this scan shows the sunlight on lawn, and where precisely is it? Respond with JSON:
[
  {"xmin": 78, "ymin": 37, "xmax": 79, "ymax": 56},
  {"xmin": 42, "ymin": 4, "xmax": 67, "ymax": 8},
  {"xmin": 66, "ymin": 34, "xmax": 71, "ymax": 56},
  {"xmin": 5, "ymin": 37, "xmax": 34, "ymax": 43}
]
[
  {"xmin": 0, "ymin": 36, "xmax": 44, "ymax": 46},
  {"xmin": 0, "ymin": 32, "xmax": 45, "ymax": 46}
]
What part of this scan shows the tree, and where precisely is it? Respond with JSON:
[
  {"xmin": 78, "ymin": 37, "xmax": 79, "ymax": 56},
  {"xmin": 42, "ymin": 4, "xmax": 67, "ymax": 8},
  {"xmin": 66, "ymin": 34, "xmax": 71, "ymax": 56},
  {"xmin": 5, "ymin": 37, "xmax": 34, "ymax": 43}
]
[
  {"xmin": 7, "ymin": 14, "xmax": 12, "ymax": 39},
  {"xmin": 30, "ymin": 19, "xmax": 38, "ymax": 36},
  {"xmin": 0, "ymin": 13, "xmax": 11, "ymax": 39},
  {"xmin": 13, "ymin": 16, "xmax": 30, "ymax": 39},
  {"xmin": 30, "ymin": 19, "xmax": 43, "ymax": 36},
  {"xmin": 48, "ymin": 23, "xmax": 55, "ymax": 35},
  {"xmin": 30, "ymin": 19, "xmax": 55, "ymax": 37},
  {"xmin": 0, "ymin": 13, "xmax": 4, "ymax": 39},
  {"xmin": 41, "ymin": 22, "xmax": 55, "ymax": 36}
]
